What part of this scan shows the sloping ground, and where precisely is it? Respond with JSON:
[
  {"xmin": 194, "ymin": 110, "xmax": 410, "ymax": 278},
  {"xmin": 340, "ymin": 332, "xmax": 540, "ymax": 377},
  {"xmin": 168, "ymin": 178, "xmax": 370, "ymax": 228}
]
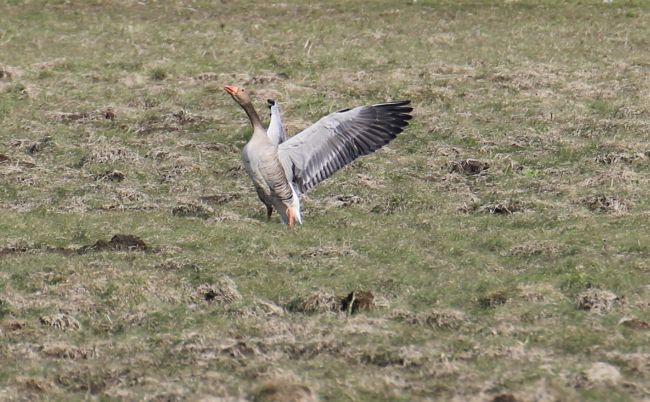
[{"xmin": 1, "ymin": 1, "xmax": 649, "ymax": 401}]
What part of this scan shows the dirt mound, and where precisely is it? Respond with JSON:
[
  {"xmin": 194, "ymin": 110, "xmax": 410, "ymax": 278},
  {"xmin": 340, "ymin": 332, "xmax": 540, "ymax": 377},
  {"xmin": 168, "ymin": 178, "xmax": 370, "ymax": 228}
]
[
  {"xmin": 490, "ymin": 394, "xmax": 518, "ymax": 402},
  {"xmin": 340, "ymin": 291, "xmax": 374, "ymax": 315},
  {"xmin": 251, "ymin": 380, "xmax": 318, "ymax": 402},
  {"xmin": 79, "ymin": 234, "xmax": 148, "ymax": 253}
]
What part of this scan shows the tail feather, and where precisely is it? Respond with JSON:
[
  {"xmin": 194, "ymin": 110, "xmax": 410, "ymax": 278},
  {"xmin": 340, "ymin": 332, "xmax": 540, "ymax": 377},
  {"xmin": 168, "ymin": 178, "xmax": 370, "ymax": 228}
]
[{"xmin": 290, "ymin": 184, "xmax": 302, "ymax": 225}]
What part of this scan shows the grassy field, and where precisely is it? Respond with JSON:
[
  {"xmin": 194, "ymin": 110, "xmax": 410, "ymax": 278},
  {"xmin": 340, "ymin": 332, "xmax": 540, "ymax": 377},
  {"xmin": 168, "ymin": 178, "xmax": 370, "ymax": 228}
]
[{"xmin": 1, "ymin": 0, "xmax": 650, "ymax": 400}]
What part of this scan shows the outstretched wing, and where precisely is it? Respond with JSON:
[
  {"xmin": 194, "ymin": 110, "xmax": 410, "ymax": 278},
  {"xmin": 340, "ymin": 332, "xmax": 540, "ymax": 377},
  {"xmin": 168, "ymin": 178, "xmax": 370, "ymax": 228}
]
[
  {"xmin": 277, "ymin": 101, "xmax": 412, "ymax": 193},
  {"xmin": 266, "ymin": 99, "xmax": 287, "ymax": 146}
]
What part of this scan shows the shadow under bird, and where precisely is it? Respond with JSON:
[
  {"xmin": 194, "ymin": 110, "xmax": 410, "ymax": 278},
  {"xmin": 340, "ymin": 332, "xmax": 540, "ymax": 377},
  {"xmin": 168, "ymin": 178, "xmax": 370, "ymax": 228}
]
[{"xmin": 224, "ymin": 85, "xmax": 413, "ymax": 227}]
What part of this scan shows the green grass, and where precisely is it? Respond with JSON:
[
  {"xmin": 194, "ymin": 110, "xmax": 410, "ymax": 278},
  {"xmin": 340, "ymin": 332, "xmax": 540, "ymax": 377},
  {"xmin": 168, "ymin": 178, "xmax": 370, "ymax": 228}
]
[{"xmin": 1, "ymin": 0, "xmax": 650, "ymax": 401}]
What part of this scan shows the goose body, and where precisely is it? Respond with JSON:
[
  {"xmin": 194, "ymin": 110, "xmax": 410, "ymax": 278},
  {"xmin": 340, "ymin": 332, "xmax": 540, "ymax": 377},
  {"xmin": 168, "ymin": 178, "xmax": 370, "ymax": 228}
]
[{"xmin": 225, "ymin": 85, "xmax": 412, "ymax": 227}]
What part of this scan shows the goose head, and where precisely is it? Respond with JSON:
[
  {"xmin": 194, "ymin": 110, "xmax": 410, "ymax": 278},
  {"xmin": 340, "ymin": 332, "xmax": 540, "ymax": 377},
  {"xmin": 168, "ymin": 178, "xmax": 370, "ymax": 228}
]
[{"xmin": 224, "ymin": 85, "xmax": 252, "ymax": 106}]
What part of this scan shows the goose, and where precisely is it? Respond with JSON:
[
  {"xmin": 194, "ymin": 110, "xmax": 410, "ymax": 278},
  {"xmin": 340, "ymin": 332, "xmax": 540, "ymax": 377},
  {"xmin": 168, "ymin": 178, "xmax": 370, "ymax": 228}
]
[{"xmin": 224, "ymin": 85, "xmax": 413, "ymax": 227}]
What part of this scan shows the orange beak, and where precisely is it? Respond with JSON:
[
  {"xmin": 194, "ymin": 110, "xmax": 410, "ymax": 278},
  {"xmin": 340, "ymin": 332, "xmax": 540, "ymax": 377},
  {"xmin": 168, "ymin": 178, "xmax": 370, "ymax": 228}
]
[{"xmin": 224, "ymin": 85, "xmax": 239, "ymax": 96}]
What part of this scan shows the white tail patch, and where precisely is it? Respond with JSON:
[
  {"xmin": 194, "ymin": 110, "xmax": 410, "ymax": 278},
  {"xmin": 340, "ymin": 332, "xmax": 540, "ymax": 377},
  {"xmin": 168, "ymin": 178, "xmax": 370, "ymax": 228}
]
[{"xmin": 290, "ymin": 184, "xmax": 303, "ymax": 225}]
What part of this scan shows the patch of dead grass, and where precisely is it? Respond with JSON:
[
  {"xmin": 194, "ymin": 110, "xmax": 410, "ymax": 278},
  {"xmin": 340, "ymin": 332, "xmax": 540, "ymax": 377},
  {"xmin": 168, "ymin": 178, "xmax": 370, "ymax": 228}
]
[
  {"xmin": 48, "ymin": 108, "xmax": 115, "ymax": 122},
  {"xmin": 286, "ymin": 291, "xmax": 339, "ymax": 314},
  {"xmin": 582, "ymin": 195, "xmax": 628, "ymax": 214},
  {"xmin": 80, "ymin": 146, "xmax": 140, "ymax": 166},
  {"xmin": 172, "ymin": 202, "xmax": 214, "ymax": 219},
  {"xmin": 41, "ymin": 342, "xmax": 97, "ymax": 360},
  {"xmin": 595, "ymin": 152, "xmax": 647, "ymax": 165},
  {"xmin": 15, "ymin": 376, "xmax": 53, "ymax": 393},
  {"xmin": 39, "ymin": 313, "xmax": 81, "ymax": 331},
  {"xmin": 576, "ymin": 289, "xmax": 621, "ymax": 314},
  {"xmin": 448, "ymin": 159, "xmax": 490, "ymax": 176},
  {"xmin": 94, "ymin": 169, "xmax": 126, "ymax": 182},
  {"xmin": 508, "ymin": 241, "xmax": 561, "ymax": 258},
  {"xmin": 323, "ymin": 194, "xmax": 364, "ymax": 209},
  {"xmin": 573, "ymin": 362, "xmax": 622, "ymax": 388},
  {"xmin": 392, "ymin": 308, "xmax": 466, "ymax": 329},
  {"xmin": 197, "ymin": 278, "xmax": 241, "ymax": 305},
  {"xmin": 460, "ymin": 200, "xmax": 523, "ymax": 215}
]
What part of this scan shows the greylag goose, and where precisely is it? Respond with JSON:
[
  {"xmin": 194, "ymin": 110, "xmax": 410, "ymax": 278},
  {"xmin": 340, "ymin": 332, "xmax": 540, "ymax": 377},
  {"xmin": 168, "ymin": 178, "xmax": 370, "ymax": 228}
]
[{"xmin": 224, "ymin": 85, "xmax": 412, "ymax": 227}]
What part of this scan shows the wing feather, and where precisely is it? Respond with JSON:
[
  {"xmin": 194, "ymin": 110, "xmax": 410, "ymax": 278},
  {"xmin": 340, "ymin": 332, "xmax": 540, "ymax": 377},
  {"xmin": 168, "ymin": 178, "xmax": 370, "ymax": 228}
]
[
  {"xmin": 278, "ymin": 101, "xmax": 412, "ymax": 193},
  {"xmin": 266, "ymin": 99, "xmax": 287, "ymax": 146}
]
